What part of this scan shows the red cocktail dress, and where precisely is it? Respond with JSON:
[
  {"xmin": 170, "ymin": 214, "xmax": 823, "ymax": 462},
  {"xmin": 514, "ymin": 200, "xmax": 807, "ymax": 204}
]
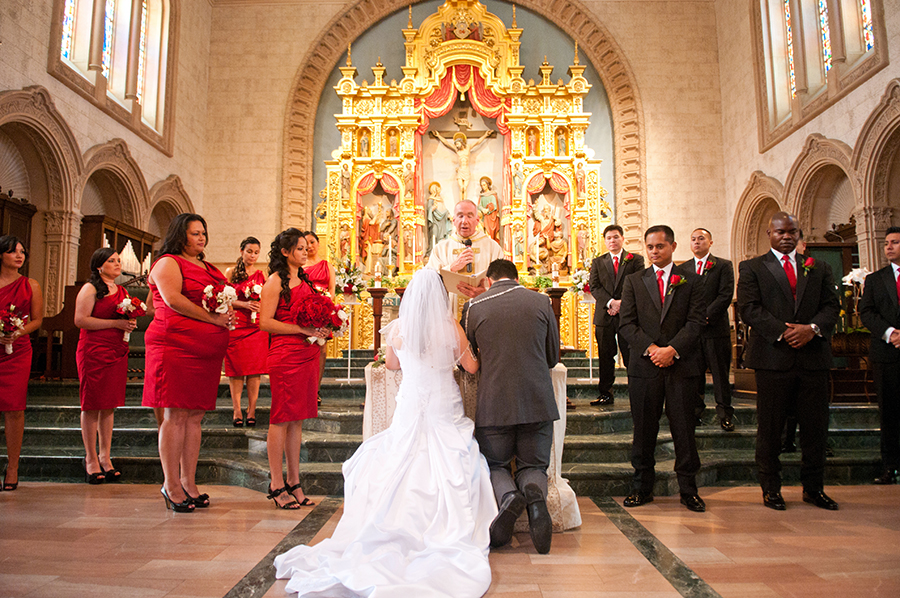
[
  {"xmin": 304, "ymin": 259, "xmax": 332, "ymax": 293},
  {"xmin": 77, "ymin": 285, "xmax": 129, "ymax": 411},
  {"xmin": 142, "ymin": 255, "xmax": 229, "ymax": 411},
  {"xmin": 224, "ymin": 270, "xmax": 268, "ymax": 377},
  {"xmin": 0, "ymin": 275, "xmax": 32, "ymax": 411},
  {"xmin": 268, "ymin": 282, "xmax": 320, "ymax": 424}
]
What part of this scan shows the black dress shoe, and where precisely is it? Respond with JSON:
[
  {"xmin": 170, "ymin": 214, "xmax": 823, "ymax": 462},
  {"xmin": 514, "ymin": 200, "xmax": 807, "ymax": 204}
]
[
  {"xmin": 781, "ymin": 441, "xmax": 796, "ymax": 454},
  {"xmin": 802, "ymin": 489, "xmax": 839, "ymax": 510},
  {"xmin": 523, "ymin": 483, "xmax": 552, "ymax": 554},
  {"xmin": 489, "ymin": 490, "xmax": 526, "ymax": 548},
  {"xmin": 680, "ymin": 494, "xmax": 706, "ymax": 512},
  {"xmin": 590, "ymin": 393, "xmax": 614, "ymax": 407},
  {"xmin": 623, "ymin": 491, "xmax": 653, "ymax": 507},
  {"xmin": 874, "ymin": 469, "xmax": 899, "ymax": 485},
  {"xmin": 762, "ymin": 491, "xmax": 786, "ymax": 510},
  {"xmin": 720, "ymin": 418, "xmax": 735, "ymax": 432}
]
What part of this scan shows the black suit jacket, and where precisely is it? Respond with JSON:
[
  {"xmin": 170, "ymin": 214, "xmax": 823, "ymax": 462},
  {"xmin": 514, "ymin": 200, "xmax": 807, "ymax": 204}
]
[
  {"xmin": 462, "ymin": 279, "xmax": 560, "ymax": 427},
  {"xmin": 676, "ymin": 255, "xmax": 734, "ymax": 338},
  {"xmin": 589, "ymin": 252, "xmax": 645, "ymax": 326},
  {"xmin": 737, "ymin": 252, "xmax": 840, "ymax": 371},
  {"xmin": 859, "ymin": 265, "xmax": 900, "ymax": 364},
  {"xmin": 618, "ymin": 267, "xmax": 705, "ymax": 379}
]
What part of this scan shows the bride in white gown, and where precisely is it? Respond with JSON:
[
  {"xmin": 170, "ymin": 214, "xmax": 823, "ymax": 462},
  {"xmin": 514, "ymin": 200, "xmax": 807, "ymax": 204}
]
[{"xmin": 274, "ymin": 268, "xmax": 498, "ymax": 597}]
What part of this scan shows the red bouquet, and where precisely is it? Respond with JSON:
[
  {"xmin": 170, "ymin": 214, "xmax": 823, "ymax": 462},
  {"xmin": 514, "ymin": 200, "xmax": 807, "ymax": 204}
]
[
  {"xmin": 203, "ymin": 282, "xmax": 238, "ymax": 329},
  {"xmin": 0, "ymin": 304, "xmax": 28, "ymax": 355},
  {"xmin": 290, "ymin": 293, "xmax": 349, "ymax": 345},
  {"xmin": 116, "ymin": 294, "xmax": 147, "ymax": 342}
]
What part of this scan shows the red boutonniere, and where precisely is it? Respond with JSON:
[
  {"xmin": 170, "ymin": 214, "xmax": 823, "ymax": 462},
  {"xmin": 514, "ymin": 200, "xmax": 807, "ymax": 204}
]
[
  {"xmin": 667, "ymin": 274, "xmax": 686, "ymax": 296},
  {"xmin": 624, "ymin": 253, "xmax": 635, "ymax": 262},
  {"xmin": 704, "ymin": 259, "xmax": 715, "ymax": 271},
  {"xmin": 801, "ymin": 257, "xmax": 815, "ymax": 277}
]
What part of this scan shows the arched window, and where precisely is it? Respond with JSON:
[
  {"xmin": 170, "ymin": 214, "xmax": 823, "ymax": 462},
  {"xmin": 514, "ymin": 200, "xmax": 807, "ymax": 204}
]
[
  {"xmin": 752, "ymin": 0, "xmax": 888, "ymax": 151},
  {"xmin": 49, "ymin": 0, "xmax": 176, "ymax": 155}
]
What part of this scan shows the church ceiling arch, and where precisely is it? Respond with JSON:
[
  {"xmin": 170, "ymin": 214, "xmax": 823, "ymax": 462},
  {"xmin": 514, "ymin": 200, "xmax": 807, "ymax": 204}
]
[
  {"xmin": 732, "ymin": 171, "xmax": 784, "ymax": 263},
  {"xmin": 853, "ymin": 78, "xmax": 900, "ymax": 213},
  {"xmin": 282, "ymin": 0, "xmax": 646, "ymax": 250},
  {"xmin": 79, "ymin": 139, "xmax": 150, "ymax": 228}
]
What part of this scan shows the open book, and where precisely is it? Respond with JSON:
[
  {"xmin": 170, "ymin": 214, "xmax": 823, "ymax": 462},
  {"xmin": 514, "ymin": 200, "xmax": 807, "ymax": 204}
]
[{"xmin": 439, "ymin": 267, "xmax": 488, "ymax": 295}]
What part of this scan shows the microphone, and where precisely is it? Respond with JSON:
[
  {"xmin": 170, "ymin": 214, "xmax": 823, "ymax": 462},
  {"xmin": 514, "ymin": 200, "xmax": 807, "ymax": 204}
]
[{"xmin": 463, "ymin": 239, "xmax": 473, "ymax": 273}]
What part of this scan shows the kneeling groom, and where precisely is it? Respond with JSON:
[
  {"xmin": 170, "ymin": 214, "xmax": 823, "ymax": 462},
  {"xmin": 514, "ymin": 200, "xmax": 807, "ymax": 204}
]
[{"xmin": 462, "ymin": 259, "xmax": 560, "ymax": 554}]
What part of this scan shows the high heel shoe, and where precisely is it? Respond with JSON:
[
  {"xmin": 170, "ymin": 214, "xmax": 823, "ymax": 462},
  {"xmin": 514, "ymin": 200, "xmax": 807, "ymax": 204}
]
[
  {"xmin": 287, "ymin": 482, "xmax": 316, "ymax": 507},
  {"xmin": 101, "ymin": 466, "xmax": 122, "ymax": 483},
  {"xmin": 182, "ymin": 485, "xmax": 210, "ymax": 508},
  {"xmin": 2, "ymin": 466, "xmax": 18, "ymax": 491},
  {"xmin": 83, "ymin": 459, "xmax": 105, "ymax": 485},
  {"xmin": 267, "ymin": 485, "xmax": 301, "ymax": 510},
  {"xmin": 161, "ymin": 487, "xmax": 195, "ymax": 513}
]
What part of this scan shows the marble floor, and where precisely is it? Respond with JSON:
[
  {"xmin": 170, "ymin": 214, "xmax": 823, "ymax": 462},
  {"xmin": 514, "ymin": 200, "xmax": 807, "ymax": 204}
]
[{"xmin": 1, "ymin": 484, "xmax": 898, "ymax": 598}]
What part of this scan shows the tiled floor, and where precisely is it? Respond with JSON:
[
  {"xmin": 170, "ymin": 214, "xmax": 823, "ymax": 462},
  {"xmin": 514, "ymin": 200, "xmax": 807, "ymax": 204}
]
[{"xmin": 2, "ymin": 484, "xmax": 899, "ymax": 597}]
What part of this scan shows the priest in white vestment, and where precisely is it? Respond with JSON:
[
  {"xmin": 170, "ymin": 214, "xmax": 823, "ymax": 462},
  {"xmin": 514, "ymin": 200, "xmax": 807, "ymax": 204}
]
[{"xmin": 427, "ymin": 199, "xmax": 504, "ymax": 306}]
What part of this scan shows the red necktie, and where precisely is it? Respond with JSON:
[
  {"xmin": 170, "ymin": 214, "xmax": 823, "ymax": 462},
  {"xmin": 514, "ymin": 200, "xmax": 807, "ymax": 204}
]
[
  {"xmin": 696, "ymin": 260, "xmax": 703, "ymax": 275},
  {"xmin": 613, "ymin": 255, "xmax": 619, "ymax": 275},
  {"xmin": 782, "ymin": 255, "xmax": 797, "ymax": 299},
  {"xmin": 895, "ymin": 269, "xmax": 900, "ymax": 305},
  {"xmin": 657, "ymin": 269, "xmax": 665, "ymax": 305}
]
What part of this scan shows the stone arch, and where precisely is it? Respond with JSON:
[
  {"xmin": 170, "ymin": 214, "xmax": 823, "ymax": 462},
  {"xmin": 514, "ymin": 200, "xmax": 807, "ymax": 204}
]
[
  {"xmin": 731, "ymin": 171, "xmax": 785, "ymax": 264},
  {"xmin": 783, "ymin": 134, "xmax": 858, "ymax": 243},
  {"xmin": 0, "ymin": 86, "xmax": 84, "ymax": 311},
  {"xmin": 147, "ymin": 175, "xmax": 194, "ymax": 245},
  {"xmin": 282, "ymin": 0, "xmax": 647, "ymax": 251},
  {"xmin": 852, "ymin": 78, "xmax": 900, "ymax": 269},
  {"xmin": 79, "ymin": 139, "xmax": 150, "ymax": 227}
]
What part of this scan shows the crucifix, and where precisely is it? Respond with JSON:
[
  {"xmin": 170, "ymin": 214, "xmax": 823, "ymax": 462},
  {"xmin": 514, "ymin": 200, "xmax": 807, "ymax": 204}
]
[{"xmin": 429, "ymin": 100, "xmax": 496, "ymax": 201}]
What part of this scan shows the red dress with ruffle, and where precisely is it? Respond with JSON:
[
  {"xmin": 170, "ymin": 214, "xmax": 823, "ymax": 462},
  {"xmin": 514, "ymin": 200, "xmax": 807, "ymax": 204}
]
[
  {"xmin": 0, "ymin": 275, "xmax": 32, "ymax": 411},
  {"xmin": 142, "ymin": 255, "xmax": 229, "ymax": 411},
  {"xmin": 77, "ymin": 285, "xmax": 130, "ymax": 411},
  {"xmin": 268, "ymin": 282, "xmax": 320, "ymax": 424},
  {"xmin": 224, "ymin": 269, "xmax": 268, "ymax": 377}
]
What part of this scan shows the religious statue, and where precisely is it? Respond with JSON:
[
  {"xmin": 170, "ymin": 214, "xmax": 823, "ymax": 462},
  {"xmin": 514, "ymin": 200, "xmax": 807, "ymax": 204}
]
[
  {"xmin": 387, "ymin": 130, "xmax": 398, "ymax": 157},
  {"xmin": 402, "ymin": 162, "xmax": 415, "ymax": 200},
  {"xmin": 361, "ymin": 202, "xmax": 384, "ymax": 271},
  {"xmin": 548, "ymin": 229, "xmax": 569, "ymax": 274},
  {"xmin": 379, "ymin": 207, "xmax": 399, "ymax": 272},
  {"xmin": 430, "ymin": 129, "xmax": 496, "ymax": 200},
  {"xmin": 341, "ymin": 163, "xmax": 352, "ymax": 200},
  {"xmin": 403, "ymin": 225, "xmax": 414, "ymax": 263},
  {"xmin": 527, "ymin": 129, "xmax": 538, "ymax": 156},
  {"xmin": 426, "ymin": 182, "xmax": 451, "ymax": 255},
  {"xmin": 477, "ymin": 176, "xmax": 501, "ymax": 243},
  {"xmin": 512, "ymin": 163, "xmax": 524, "ymax": 198},
  {"xmin": 359, "ymin": 130, "xmax": 370, "ymax": 157},
  {"xmin": 339, "ymin": 223, "xmax": 351, "ymax": 259},
  {"xmin": 576, "ymin": 226, "xmax": 590, "ymax": 268},
  {"xmin": 556, "ymin": 129, "xmax": 567, "ymax": 156},
  {"xmin": 575, "ymin": 163, "xmax": 586, "ymax": 195}
]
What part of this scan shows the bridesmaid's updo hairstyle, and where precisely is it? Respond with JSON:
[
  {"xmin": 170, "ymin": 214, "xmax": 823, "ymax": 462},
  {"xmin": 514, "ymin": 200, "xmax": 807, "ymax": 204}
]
[
  {"xmin": 157, "ymin": 213, "xmax": 208, "ymax": 260},
  {"xmin": 0, "ymin": 235, "xmax": 27, "ymax": 261},
  {"xmin": 268, "ymin": 228, "xmax": 311, "ymax": 300},
  {"xmin": 231, "ymin": 236, "xmax": 261, "ymax": 284},
  {"xmin": 88, "ymin": 247, "xmax": 117, "ymax": 300}
]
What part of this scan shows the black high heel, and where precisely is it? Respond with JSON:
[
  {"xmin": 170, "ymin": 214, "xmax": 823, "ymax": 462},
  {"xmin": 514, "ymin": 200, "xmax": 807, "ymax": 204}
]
[
  {"xmin": 161, "ymin": 487, "xmax": 195, "ymax": 512},
  {"xmin": 83, "ymin": 459, "xmax": 105, "ymax": 485},
  {"xmin": 287, "ymin": 482, "xmax": 316, "ymax": 507},
  {"xmin": 2, "ymin": 466, "xmax": 18, "ymax": 491},
  {"xmin": 183, "ymin": 485, "xmax": 210, "ymax": 508},
  {"xmin": 101, "ymin": 466, "xmax": 122, "ymax": 483},
  {"xmin": 267, "ymin": 485, "xmax": 301, "ymax": 510}
]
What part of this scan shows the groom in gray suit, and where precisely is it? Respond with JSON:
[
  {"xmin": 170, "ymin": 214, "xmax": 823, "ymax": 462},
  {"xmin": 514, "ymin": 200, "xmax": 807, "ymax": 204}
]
[{"xmin": 462, "ymin": 259, "xmax": 560, "ymax": 554}]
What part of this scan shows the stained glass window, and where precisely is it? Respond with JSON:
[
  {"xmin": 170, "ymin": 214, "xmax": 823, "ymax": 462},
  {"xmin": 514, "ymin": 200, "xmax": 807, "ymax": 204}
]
[
  {"xmin": 860, "ymin": 0, "xmax": 874, "ymax": 51},
  {"xmin": 818, "ymin": 0, "xmax": 832, "ymax": 73},
  {"xmin": 102, "ymin": 0, "xmax": 115, "ymax": 78},
  {"xmin": 784, "ymin": 0, "xmax": 796, "ymax": 98},
  {"xmin": 61, "ymin": 0, "xmax": 76, "ymax": 60},
  {"xmin": 137, "ymin": 0, "xmax": 147, "ymax": 103}
]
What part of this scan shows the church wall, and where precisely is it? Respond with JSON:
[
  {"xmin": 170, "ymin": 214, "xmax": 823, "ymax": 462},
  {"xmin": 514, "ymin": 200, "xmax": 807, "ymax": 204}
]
[
  {"xmin": 715, "ymin": 0, "xmax": 900, "ymax": 256},
  {"xmin": 0, "ymin": 0, "xmax": 212, "ymax": 213}
]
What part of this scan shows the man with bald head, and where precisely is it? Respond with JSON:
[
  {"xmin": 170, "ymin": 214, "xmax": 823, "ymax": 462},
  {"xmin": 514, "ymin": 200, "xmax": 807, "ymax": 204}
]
[{"xmin": 737, "ymin": 212, "xmax": 840, "ymax": 510}]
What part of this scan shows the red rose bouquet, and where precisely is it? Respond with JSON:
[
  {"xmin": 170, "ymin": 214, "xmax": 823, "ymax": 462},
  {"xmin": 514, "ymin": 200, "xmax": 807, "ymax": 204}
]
[
  {"xmin": 116, "ymin": 294, "xmax": 147, "ymax": 342},
  {"xmin": 203, "ymin": 282, "xmax": 238, "ymax": 330},
  {"xmin": 0, "ymin": 304, "xmax": 28, "ymax": 354},
  {"xmin": 243, "ymin": 283, "xmax": 263, "ymax": 323},
  {"xmin": 290, "ymin": 293, "xmax": 349, "ymax": 345}
]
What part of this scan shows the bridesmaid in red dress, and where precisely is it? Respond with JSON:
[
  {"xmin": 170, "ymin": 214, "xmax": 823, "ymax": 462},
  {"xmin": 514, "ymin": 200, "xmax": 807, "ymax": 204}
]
[
  {"xmin": 143, "ymin": 214, "xmax": 233, "ymax": 512},
  {"xmin": 224, "ymin": 237, "xmax": 267, "ymax": 427},
  {"xmin": 74, "ymin": 248, "xmax": 137, "ymax": 484},
  {"xmin": 260, "ymin": 228, "xmax": 329, "ymax": 509},
  {"xmin": 303, "ymin": 231, "xmax": 335, "ymax": 403},
  {"xmin": 0, "ymin": 236, "xmax": 44, "ymax": 491}
]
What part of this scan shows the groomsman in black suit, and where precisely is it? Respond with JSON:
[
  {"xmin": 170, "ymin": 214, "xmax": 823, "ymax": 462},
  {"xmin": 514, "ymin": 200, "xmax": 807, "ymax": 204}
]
[
  {"xmin": 588, "ymin": 225, "xmax": 645, "ymax": 406},
  {"xmin": 737, "ymin": 212, "xmax": 840, "ymax": 510},
  {"xmin": 677, "ymin": 228, "xmax": 736, "ymax": 431},
  {"xmin": 619, "ymin": 225, "xmax": 706, "ymax": 512},
  {"xmin": 859, "ymin": 226, "xmax": 900, "ymax": 485}
]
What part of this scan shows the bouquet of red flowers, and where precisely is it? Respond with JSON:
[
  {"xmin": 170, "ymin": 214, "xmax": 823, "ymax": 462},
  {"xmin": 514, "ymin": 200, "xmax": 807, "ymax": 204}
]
[
  {"xmin": 243, "ymin": 283, "xmax": 263, "ymax": 323},
  {"xmin": 0, "ymin": 304, "xmax": 28, "ymax": 355},
  {"xmin": 203, "ymin": 282, "xmax": 238, "ymax": 330},
  {"xmin": 290, "ymin": 293, "xmax": 349, "ymax": 345},
  {"xmin": 116, "ymin": 294, "xmax": 147, "ymax": 342}
]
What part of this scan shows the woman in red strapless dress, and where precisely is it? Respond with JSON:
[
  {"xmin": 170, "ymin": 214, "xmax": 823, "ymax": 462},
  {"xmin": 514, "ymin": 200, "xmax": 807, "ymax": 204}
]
[
  {"xmin": 224, "ymin": 237, "xmax": 268, "ymax": 427},
  {"xmin": 74, "ymin": 248, "xmax": 138, "ymax": 484},
  {"xmin": 0, "ymin": 235, "xmax": 44, "ymax": 491},
  {"xmin": 260, "ymin": 229, "xmax": 329, "ymax": 509},
  {"xmin": 303, "ymin": 231, "xmax": 335, "ymax": 404},
  {"xmin": 142, "ymin": 214, "xmax": 233, "ymax": 512}
]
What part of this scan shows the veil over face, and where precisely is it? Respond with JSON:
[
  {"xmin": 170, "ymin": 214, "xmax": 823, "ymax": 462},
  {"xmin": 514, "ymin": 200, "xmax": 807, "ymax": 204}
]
[{"xmin": 382, "ymin": 269, "xmax": 461, "ymax": 369}]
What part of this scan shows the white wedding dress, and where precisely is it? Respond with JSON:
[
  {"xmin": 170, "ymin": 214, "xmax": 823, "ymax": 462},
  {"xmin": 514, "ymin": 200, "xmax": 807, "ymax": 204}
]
[{"xmin": 274, "ymin": 270, "xmax": 497, "ymax": 598}]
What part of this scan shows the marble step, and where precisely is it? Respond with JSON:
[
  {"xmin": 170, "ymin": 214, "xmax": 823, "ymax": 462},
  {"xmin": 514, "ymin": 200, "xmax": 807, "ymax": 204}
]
[{"xmin": 25, "ymin": 380, "xmax": 369, "ymax": 401}]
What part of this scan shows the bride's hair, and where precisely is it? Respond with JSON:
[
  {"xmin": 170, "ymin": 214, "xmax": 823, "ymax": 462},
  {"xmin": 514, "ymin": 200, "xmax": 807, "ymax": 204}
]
[{"xmin": 385, "ymin": 269, "xmax": 460, "ymax": 366}]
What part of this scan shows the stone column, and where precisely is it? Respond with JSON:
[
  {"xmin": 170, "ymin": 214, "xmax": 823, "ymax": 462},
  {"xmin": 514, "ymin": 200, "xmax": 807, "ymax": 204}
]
[
  {"xmin": 854, "ymin": 206, "xmax": 893, "ymax": 271},
  {"xmin": 43, "ymin": 210, "xmax": 82, "ymax": 314}
]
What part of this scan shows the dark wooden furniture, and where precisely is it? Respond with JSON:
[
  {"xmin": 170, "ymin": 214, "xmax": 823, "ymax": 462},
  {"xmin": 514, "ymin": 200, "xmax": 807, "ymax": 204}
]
[
  {"xmin": 77, "ymin": 216, "xmax": 158, "ymax": 282},
  {"xmin": 0, "ymin": 194, "xmax": 38, "ymax": 276}
]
